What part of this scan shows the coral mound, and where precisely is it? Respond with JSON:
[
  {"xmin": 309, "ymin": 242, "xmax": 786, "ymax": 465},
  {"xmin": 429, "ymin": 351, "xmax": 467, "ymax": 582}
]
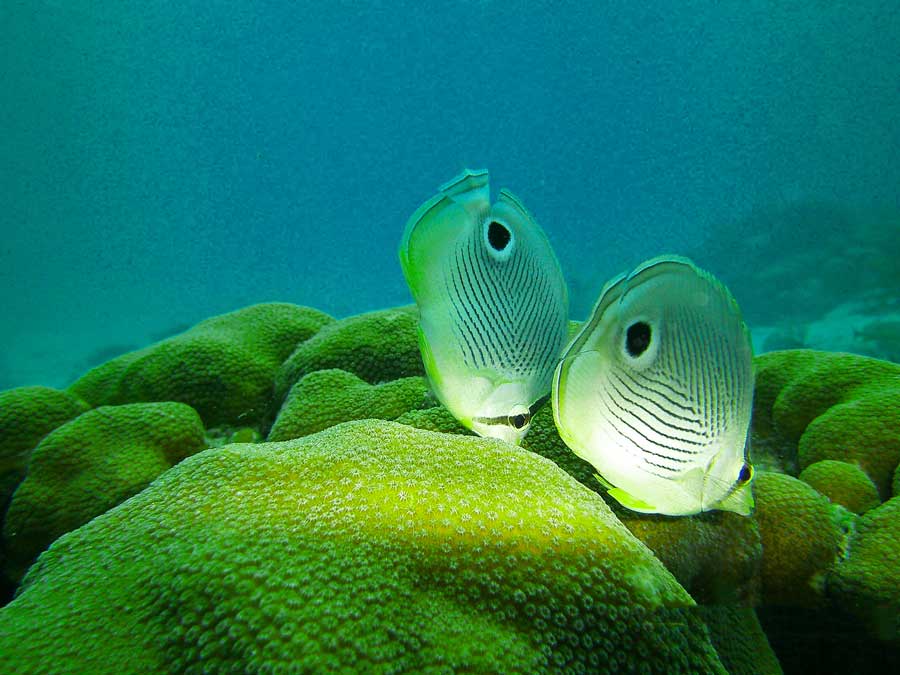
[
  {"xmin": 753, "ymin": 471, "xmax": 847, "ymax": 608},
  {"xmin": 268, "ymin": 369, "xmax": 432, "ymax": 441},
  {"xmin": 69, "ymin": 303, "xmax": 333, "ymax": 427},
  {"xmin": 829, "ymin": 496, "xmax": 900, "ymax": 643},
  {"xmin": 0, "ymin": 420, "xmax": 726, "ymax": 674},
  {"xmin": 752, "ymin": 350, "xmax": 900, "ymax": 497},
  {"xmin": 3, "ymin": 402, "xmax": 206, "ymax": 581},
  {"xmin": 798, "ymin": 460, "xmax": 880, "ymax": 514},
  {"xmin": 0, "ymin": 386, "xmax": 88, "ymax": 478},
  {"xmin": 274, "ymin": 305, "xmax": 424, "ymax": 407}
]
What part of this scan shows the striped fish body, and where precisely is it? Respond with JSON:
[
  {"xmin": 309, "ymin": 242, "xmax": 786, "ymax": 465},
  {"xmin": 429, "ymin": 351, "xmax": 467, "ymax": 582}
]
[
  {"xmin": 400, "ymin": 169, "xmax": 568, "ymax": 444},
  {"xmin": 552, "ymin": 256, "xmax": 754, "ymax": 515}
]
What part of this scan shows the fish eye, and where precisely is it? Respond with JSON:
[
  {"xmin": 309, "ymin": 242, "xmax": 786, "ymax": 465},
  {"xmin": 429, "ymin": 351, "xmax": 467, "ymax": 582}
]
[
  {"xmin": 487, "ymin": 221, "xmax": 511, "ymax": 251},
  {"xmin": 738, "ymin": 463, "xmax": 753, "ymax": 484},
  {"xmin": 508, "ymin": 413, "xmax": 529, "ymax": 430},
  {"xmin": 625, "ymin": 321, "xmax": 652, "ymax": 357}
]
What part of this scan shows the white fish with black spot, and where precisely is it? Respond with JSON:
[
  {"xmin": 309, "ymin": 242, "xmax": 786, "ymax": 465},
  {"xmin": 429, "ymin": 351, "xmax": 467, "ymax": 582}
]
[
  {"xmin": 552, "ymin": 255, "xmax": 755, "ymax": 516},
  {"xmin": 399, "ymin": 169, "xmax": 569, "ymax": 444}
]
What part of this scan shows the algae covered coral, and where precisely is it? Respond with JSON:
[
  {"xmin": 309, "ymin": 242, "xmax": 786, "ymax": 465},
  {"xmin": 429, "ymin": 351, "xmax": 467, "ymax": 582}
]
[{"xmin": 0, "ymin": 303, "xmax": 898, "ymax": 673}]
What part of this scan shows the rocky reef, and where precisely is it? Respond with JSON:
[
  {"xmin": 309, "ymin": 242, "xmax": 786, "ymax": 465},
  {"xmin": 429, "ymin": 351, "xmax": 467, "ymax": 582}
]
[{"xmin": 0, "ymin": 304, "xmax": 898, "ymax": 674}]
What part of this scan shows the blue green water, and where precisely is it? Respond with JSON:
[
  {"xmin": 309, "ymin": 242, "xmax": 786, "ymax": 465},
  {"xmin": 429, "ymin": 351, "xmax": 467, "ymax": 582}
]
[{"xmin": 2, "ymin": 2, "xmax": 898, "ymax": 386}]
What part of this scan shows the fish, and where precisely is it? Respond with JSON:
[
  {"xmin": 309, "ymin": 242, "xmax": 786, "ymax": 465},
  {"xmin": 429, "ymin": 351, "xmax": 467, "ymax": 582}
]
[
  {"xmin": 399, "ymin": 169, "xmax": 569, "ymax": 444},
  {"xmin": 552, "ymin": 255, "xmax": 755, "ymax": 516}
]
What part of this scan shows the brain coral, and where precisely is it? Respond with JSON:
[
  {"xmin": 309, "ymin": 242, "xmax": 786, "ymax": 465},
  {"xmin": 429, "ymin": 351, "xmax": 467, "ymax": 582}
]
[
  {"xmin": 268, "ymin": 369, "xmax": 433, "ymax": 441},
  {"xmin": 273, "ymin": 305, "xmax": 424, "ymax": 407},
  {"xmin": 69, "ymin": 303, "xmax": 333, "ymax": 427},
  {"xmin": 752, "ymin": 350, "xmax": 900, "ymax": 497},
  {"xmin": 0, "ymin": 420, "xmax": 727, "ymax": 674},
  {"xmin": 829, "ymin": 495, "xmax": 900, "ymax": 643},
  {"xmin": 3, "ymin": 402, "xmax": 205, "ymax": 581},
  {"xmin": 798, "ymin": 460, "xmax": 880, "ymax": 514},
  {"xmin": 753, "ymin": 471, "xmax": 849, "ymax": 608}
]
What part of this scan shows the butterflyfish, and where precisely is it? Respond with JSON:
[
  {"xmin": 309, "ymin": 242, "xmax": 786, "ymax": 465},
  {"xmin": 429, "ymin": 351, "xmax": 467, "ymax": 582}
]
[
  {"xmin": 552, "ymin": 255, "xmax": 754, "ymax": 515},
  {"xmin": 400, "ymin": 169, "xmax": 568, "ymax": 444}
]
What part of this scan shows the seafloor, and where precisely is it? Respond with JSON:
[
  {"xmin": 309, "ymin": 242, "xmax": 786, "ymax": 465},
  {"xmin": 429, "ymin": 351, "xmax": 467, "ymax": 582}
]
[{"xmin": 0, "ymin": 302, "xmax": 898, "ymax": 674}]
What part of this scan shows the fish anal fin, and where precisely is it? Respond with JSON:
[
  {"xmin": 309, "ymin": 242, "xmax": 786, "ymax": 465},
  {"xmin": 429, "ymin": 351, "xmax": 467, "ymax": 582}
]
[
  {"xmin": 593, "ymin": 472, "xmax": 615, "ymax": 490},
  {"xmin": 607, "ymin": 487, "xmax": 659, "ymax": 513}
]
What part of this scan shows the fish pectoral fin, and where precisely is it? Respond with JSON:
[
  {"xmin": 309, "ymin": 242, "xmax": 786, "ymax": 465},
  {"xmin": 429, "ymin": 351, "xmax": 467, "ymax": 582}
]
[
  {"xmin": 714, "ymin": 482, "xmax": 755, "ymax": 516},
  {"xmin": 606, "ymin": 487, "xmax": 659, "ymax": 513}
]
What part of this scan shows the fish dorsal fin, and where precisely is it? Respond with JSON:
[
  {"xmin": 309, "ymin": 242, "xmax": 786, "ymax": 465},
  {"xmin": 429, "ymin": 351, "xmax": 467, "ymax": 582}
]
[
  {"xmin": 559, "ymin": 270, "xmax": 628, "ymax": 359},
  {"xmin": 625, "ymin": 256, "xmax": 750, "ymax": 338},
  {"xmin": 400, "ymin": 169, "xmax": 491, "ymax": 277},
  {"xmin": 440, "ymin": 168, "xmax": 490, "ymax": 220}
]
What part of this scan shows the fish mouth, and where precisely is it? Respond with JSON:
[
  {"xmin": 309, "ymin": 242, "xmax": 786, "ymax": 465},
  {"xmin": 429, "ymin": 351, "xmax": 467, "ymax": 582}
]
[
  {"xmin": 473, "ymin": 394, "xmax": 550, "ymax": 430},
  {"xmin": 472, "ymin": 394, "xmax": 550, "ymax": 445}
]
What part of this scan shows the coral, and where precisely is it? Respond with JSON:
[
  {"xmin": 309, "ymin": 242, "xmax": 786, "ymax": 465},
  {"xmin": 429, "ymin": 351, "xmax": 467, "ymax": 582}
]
[
  {"xmin": 273, "ymin": 305, "xmax": 424, "ymax": 406},
  {"xmin": 0, "ymin": 386, "xmax": 88, "ymax": 478},
  {"xmin": 753, "ymin": 471, "xmax": 849, "ymax": 608},
  {"xmin": 397, "ymin": 401, "xmax": 599, "ymax": 490},
  {"xmin": 829, "ymin": 496, "xmax": 900, "ymax": 643},
  {"xmin": 751, "ymin": 350, "xmax": 829, "ymax": 474},
  {"xmin": 268, "ymin": 369, "xmax": 433, "ymax": 441},
  {"xmin": 895, "ymin": 463, "xmax": 899, "ymax": 497},
  {"xmin": 617, "ymin": 510, "xmax": 761, "ymax": 606},
  {"xmin": 698, "ymin": 606, "xmax": 783, "ymax": 675},
  {"xmin": 228, "ymin": 427, "xmax": 260, "ymax": 444},
  {"xmin": 397, "ymin": 401, "xmax": 762, "ymax": 605},
  {"xmin": 520, "ymin": 403, "xmax": 598, "ymax": 489},
  {"xmin": 798, "ymin": 460, "xmax": 880, "ymax": 514},
  {"xmin": 69, "ymin": 303, "xmax": 333, "ymax": 427},
  {"xmin": 0, "ymin": 420, "xmax": 727, "ymax": 674},
  {"xmin": 2, "ymin": 402, "xmax": 205, "ymax": 581},
  {"xmin": 752, "ymin": 350, "xmax": 900, "ymax": 497},
  {"xmin": 395, "ymin": 404, "xmax": 472, "ymax": 435}
]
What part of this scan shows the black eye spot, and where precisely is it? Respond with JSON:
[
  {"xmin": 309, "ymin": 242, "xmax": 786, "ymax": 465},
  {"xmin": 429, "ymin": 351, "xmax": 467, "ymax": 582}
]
[
  {"xmin": 487, "ymin": 221, "xmax": 511, "ymax": 251},
  {"xmin": 509, "ymin": 414, "xmax": 528, "ymax": 430},
  {"xmin": 625, "ymin": 322, "xmax": 652, "ymax": 357},
  {"xmin": 739, "ymin": 464, "xmax": 753, "ymax": 483}
]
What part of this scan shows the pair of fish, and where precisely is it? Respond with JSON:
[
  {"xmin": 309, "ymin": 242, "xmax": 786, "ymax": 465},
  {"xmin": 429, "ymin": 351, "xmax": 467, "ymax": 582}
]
[{"xmin": 400, "ymin": 169, "xmax": 754, "ymax": 516}]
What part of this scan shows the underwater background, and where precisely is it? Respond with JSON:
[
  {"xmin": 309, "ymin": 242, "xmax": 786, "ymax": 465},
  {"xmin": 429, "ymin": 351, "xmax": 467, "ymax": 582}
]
[
  {"xmin": 3, "ymin": 1, "xmax": 899, "ymax": 390},
  {"xmin": 2, "ymin": 2, "xmax": 900, "ymax": 675}
]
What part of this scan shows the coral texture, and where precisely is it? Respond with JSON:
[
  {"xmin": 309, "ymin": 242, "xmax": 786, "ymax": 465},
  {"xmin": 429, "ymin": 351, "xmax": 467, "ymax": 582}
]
[
  {"xmin": 268, "ymin": 369, "xmax": 432, "ymax": 441},
  {"xmin": 70, "ymin": 303, "xmax": 333, "ymax": 427},
  {"xmin": 798, "ymin": 460, "xmax": 880, "ymax": 514},
  {"xmin": 0, "ymin": 421, "xmax": 726, "ymax": 674},
  {"xmin": 274, "ymin": 305, "xmax": 424, "ymax": 406},
  {"xmin": 0, "ymin": 386, "xmax": 88, "ymax": 478},
  {"xmin": 3, "ymin": 402, "xmax": 205, "ymax": 580},
  {"xmin": 753, "ymin": 471, "xmax": 848, "ymax": 608},
  {"xmin": 752, "ymin": 350, "xmax": 900, "ymax": 497},
  {"xmin": 829, "ymin": 496, "xmax": 900, "ymax": 643}
]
